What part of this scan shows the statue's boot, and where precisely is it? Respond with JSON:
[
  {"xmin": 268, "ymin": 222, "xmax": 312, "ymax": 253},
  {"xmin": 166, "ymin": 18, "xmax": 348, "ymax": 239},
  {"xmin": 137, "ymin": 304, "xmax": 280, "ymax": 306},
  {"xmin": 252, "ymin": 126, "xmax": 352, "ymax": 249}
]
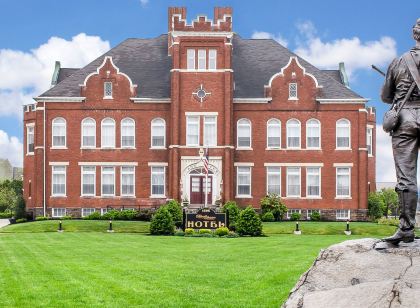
[{"xmin": 382, "ymin": 191, "xmax": 416, "ymax": 245}]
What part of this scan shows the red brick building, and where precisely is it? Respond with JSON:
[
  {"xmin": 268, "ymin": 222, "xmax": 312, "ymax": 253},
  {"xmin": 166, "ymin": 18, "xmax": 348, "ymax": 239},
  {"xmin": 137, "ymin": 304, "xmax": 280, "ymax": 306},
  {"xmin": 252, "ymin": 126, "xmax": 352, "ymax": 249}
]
[{"xmin": 23, "ymin": 7, "xmax": 376, "ymax": 220}]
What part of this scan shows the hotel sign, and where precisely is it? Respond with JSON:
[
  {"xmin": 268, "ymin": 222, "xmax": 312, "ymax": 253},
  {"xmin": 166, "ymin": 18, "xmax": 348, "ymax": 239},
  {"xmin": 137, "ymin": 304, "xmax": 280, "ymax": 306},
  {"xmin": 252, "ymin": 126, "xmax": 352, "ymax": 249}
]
[{"xmin": 185, "ymin": 208, "xmax": 227, "ymax": 230}]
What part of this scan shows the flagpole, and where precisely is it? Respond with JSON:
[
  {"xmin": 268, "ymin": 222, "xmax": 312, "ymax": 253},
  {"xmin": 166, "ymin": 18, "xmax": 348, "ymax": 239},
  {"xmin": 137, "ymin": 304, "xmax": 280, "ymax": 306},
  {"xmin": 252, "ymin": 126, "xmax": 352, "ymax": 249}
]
[{"xmin": 204, "ymin": 148, "xmax": 208, "ymax": 208}]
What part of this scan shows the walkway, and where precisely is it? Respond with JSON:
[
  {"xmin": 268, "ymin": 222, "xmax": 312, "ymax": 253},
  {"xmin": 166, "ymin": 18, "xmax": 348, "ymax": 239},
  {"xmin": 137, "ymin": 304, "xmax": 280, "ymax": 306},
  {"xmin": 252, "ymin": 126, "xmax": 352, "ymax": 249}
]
[{"xmin": 0, "ymin": 219, "xmax": 10, "ymax": 229}]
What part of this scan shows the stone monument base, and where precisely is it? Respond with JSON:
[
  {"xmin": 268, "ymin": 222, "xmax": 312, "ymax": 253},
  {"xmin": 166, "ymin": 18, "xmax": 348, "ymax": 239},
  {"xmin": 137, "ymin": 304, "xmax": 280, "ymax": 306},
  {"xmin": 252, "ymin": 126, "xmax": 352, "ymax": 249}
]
[{"xmin": 282, "ymin": 238, "xmax": 420, "ymax": 308}]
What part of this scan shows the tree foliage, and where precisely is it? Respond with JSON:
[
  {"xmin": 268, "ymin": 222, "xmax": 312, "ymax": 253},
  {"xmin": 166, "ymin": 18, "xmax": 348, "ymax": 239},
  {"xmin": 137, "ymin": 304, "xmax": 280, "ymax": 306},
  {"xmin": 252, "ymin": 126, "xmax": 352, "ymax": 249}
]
[
  {"xmin": 368, "ymin": 192, "xmax": 385, "ymax": 221},
  {"xmin": 222, "ymin": 201, "xmax": 241, "ymax": 228},
  {"xmin": 165, "ymin": 200, "xmax": 183, "ymax": 228},
  {"xmin": 150, "ymin": 206, "xmax": 175, "ymax": 235},
  {"xmin": 236, "ymin": 206, "xmax": 263, "ymax": 236},
  {"xmin": 380, "ymin": 188, "xmax": 398, "ymax": 218},
  {"xmin": 260, "ymin": 194, "xmax": 288, "ymax": 221}
]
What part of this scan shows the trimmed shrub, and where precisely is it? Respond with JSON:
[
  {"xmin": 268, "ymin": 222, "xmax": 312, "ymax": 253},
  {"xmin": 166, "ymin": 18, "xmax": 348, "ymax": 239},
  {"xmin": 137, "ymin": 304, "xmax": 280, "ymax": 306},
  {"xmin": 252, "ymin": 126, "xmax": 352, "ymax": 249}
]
[
  {"xmin": 166, "ymin": 200, "xmax": 183, "ymax": 228},
  {"xmin": 260, "ymin": 194, "xmax": 288, "ymax": 221},
  {"xmin": 290, "ymin": 212, "xmax": 301, "ymax": 221},
  {"xmin": 309, "ymin": 211, "xmax": 321, "ymax": 221},
  {"xmin": 226, "ymin": 231, "xmax": 239, "ymax": 238},
  {"xmin": 236, "ymin": 206, "xmax": 263, "ymax": 236},
  {"xmin": 35, "ymin": 216, "xmax": 49, "ymax": 221},
  {"xmin": 83, "ymin": 211, "xmax": 101, "ymax": 220},
  {"xmin": 199, "ymin": 229, "xmax": 212, "ymax": 234},
  {"xmin": 261, "ymin": 211, "xmax": 275, "ymax": 222},
  {"xmin": 184, "ymin": 228, "xmax": 194, "ymax": 236},
  {"xmin": 222, "ymin": 201, "xmax": 241, "ymax": 229},
  {"xmin": 150, "ymin": 206, "xmax": 175, "ymax": 235},
  {"xmin": 0, "ymin": 212, "xmax": 13, "ymax": 219},
  {"xmin": 215, "ymin": 227, "xmax": 229, "ymax": 237},
  {"xmin": 135, "ymin": 209, "xmax": 154, "ymax": 221},
  {"xmin": 15, "ymin": 218, "xmax": 27, "ymax": 223},
  {"xmin": 118, "ymin": 210, "xmax": 137, "ymax": 220},
  {"xmin": 368, "ymin": 192, "xmax": 385, "ymax": 221},
  {"xmin": 102, "ymin": 209, "xmax": 120, "ymax": 220},
  {"xmin": 200, "ymin": 233, "xmax": 213, "ymax": 238},
  {"xmin": 174, "ymin": 230, "xmax": 185, "ymax": 236},
  {"xmin": 60, "ymin": 215, "xmax": 72, "ymax": 220},
  {"xmin": 378, "ymin": 217, "xmax": 399, "ymax": 227}
]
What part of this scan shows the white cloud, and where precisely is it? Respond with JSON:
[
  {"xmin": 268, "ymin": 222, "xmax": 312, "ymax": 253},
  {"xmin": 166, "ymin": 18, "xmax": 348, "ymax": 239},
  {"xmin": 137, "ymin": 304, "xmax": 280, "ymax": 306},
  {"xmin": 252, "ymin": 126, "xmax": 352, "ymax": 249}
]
[
  {"xmin": 251, "ymin": 31, "xmax": 288, "ymax": 47},
  {"xmin": 294, "ymin": 21, "xmax": 397, "ymax": 78},
  {"xmin": 139, "ymin": 0, "xmax": 149, "ymax": 6},
  {"xmin": 0, "ymin": 130, "xmax": 23, "ymax": 167},
  {"xmin": 0, "ymin": 33, "xmax": 110, "ymax": 118}
]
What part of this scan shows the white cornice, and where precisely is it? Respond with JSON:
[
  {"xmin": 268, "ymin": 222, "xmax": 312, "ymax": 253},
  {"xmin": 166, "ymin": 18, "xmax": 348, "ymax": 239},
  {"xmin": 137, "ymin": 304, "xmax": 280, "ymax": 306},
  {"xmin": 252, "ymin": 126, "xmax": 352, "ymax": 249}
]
[
  {"xmin": 171, "ymin": 31, "xmax": 233, "ymax": 38},
  {"xmin": 78, "ymin": 162, "xmax": 138, "ymax": 166},
  {"xmin": 264, "ymin": 163, "xmax": 324, "ymax": 167},
  {"xmin": 34, "ymin": 97, "xmax": 85, "ymax": 103},
  {"xmin": 130, "ymin": 98, "xmax": 171, "ymax": 103},
  {"xmin": 171, "ymin": 69, "xmax": 233, "ymax": 73},
  {"xmin": 233, "ymin": 98, "xmax": 271, "ymax": 104},
  {"xmin": 317, "ymin": 98, "xmax": 369, "ymax": 104}
]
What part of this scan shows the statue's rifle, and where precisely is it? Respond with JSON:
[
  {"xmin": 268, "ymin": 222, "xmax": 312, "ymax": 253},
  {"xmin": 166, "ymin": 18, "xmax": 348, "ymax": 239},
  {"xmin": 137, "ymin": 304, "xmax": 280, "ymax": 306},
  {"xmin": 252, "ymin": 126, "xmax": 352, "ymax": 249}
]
[{"xmin": 371, "ymin": 65, "xmax": 386, "ymax": 77}]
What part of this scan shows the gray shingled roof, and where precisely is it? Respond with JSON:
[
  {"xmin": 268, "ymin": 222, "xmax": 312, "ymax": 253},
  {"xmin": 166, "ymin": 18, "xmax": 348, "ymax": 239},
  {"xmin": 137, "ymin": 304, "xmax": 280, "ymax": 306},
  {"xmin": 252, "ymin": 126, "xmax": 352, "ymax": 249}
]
[
  {"xmin": 40, "ymin": 34, "xmax": 363, "ymax": 100},
  {"xmin": 57, "ymin": 68, "xmax": 79, "ymax": 84},
  {"xmin": 322, "ymin": 70, "xmax": 343, "ymax": 84}
]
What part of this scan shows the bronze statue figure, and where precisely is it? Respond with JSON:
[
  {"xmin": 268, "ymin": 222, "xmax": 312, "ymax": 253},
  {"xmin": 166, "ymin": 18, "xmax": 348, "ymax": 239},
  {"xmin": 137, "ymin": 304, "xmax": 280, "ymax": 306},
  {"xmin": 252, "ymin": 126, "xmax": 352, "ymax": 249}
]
[{"xmin": 380, "ymin": 18, "xmax": 420, "ymax": 245}]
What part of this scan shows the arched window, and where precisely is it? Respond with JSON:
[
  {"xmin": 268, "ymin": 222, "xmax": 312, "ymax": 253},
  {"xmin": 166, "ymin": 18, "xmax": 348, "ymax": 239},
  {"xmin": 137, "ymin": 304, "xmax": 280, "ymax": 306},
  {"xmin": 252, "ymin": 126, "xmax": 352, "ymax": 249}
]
[
  {"xmin": 336, "ymin": 119, "xmax": 351, "ymax": 149},
  {"xmin": 121, "ymin": 118, "xmax": 135, "ymax": 148},
  {"xmin": 306, "ymin": 119, "xmax": 320, "ymax": 149},
  {"xmin": 286, "ymin": 119, "xmax": 301, "ymax": 149},
  {"xmin": 101, "ymin": 118, "xmax": 115, "ymax": 148},
  {"xmin": 237, "ymin": 118, "xmax": 251, "ymax": 148},
  {"xmin": 81, "ymin": 118, "xmax": 96, "ymax": 148},
  {"xmin": 52, "ymin": 117, "xmax": 66, "ymax": 147},
  {"xmin": 267, "ymin": 119, "xmax": 281, "ymax": 149},
  {"xmin": 151, "ymin": 118, "xmax": 165, "ymax": 148}
]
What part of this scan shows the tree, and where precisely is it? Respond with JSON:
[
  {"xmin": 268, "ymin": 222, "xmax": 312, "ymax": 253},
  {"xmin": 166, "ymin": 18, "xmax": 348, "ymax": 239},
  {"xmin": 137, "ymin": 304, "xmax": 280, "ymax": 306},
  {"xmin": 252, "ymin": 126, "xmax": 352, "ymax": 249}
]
[
  {"xmin": 260, "ymin": 194, "xmax": 288, "ymax": 221},
  {"xmin": 0, "ymin": 186, "xmax": 18, "ymax": 213},
  {"xmin": 368, "ymin": 192, "xmax": 385, "ymax": 221},
  {"xmin": 150, "ymin": 206, "xmax": 175, "ymax": 235},
  {"xmin": 222, "ymin": 201, "xmax": 241, "ymax": 228},
  {"xmin": 380, "ymin": 188, "xmax": 398, "ymax": 218},
  {"xmin": 166, "ymin": 200, "xmax": 183, "ymax": 228}
]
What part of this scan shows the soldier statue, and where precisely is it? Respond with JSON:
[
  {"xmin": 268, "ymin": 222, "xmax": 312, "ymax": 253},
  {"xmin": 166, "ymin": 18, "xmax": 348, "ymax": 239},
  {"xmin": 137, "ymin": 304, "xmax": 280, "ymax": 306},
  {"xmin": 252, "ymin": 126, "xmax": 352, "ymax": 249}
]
[{"xmin": 381, "ymin": 18, "xmax": 420, "ymax": 245}]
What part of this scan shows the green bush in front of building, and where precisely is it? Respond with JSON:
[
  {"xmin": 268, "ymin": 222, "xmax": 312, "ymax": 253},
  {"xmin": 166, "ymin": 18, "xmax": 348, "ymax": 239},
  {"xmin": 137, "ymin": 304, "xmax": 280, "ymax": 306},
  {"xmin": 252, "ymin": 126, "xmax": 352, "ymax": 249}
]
[
  {"xmin": 368, "ymin": 192, "xmax": 385, "ymax": 221},
  {"xmin": 165, "ymin": 200, "xmax": 183, "ymax": 228},
  {"xmin": 289, "ymin": 212, "xmax": 301, "ymax": 221},
  {"xmin": 83, "ymin": 211, "xmax": 101, "ymax": 220},
  {"xmin": 222, "ymin": 201, "xmax": 241, "ymax": 230},
  {"xmin": 260, "ymin": 194, "xmax": 288, "ymax": 221},
  {"xmin": 150, "ymin": 206, "xmax": 175, "ymax": 235},
  {"xmin": 261, "ymin": 211, "xmax": 275, "ymax": 222},
  {"xmin": 215, "ymin": 227, "xmax": 229, "ymax": 237},
  {"xmin": 309, "ymin": 211, "xmax": 321, "ymax": 221},
  {"xmin": 236, "ymin": 206, "xmax": 263, "ymax": 236}
]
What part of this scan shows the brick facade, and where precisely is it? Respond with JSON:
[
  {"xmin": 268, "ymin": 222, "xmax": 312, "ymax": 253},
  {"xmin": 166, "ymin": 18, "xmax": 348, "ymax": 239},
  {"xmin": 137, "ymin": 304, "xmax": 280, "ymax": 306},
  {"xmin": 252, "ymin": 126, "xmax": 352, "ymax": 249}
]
[{"xmin": 23, "ymin": 7, "xmax": 376, "ymax": 220}]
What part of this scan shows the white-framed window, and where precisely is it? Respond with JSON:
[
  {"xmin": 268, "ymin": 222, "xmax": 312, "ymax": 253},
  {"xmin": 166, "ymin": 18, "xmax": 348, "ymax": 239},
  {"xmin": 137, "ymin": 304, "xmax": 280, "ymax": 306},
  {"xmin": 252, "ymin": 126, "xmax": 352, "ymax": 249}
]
[
  {"xmin": 306, "ymin": 119, "xmax": 320, "ymax": 149},
  {"xmin": 100, "ymin": 208, "xmax": 109, "ymax": 215},
  {"xmin": 101, "ymin": 166, "xmax": 115, "ymax": 196},
  {"xmin": 101, "ymin": 118, "xmax": 115, "ymax": 148},
  {"xmin": 52, "ymin": 117, "xmax": 66, "ymax": 148},
  {"xmin": 204, "ymin": 116, "xmax": 217, "ymax": 146},
  {"xmin": 287, "ymin": 209, "xmax": 301, "ymax": 219},
  {"xmin": 187, "ymin": 49, "xmax": 195, "ymax": 70},
  {"xmin": 306, "ymin": 167, "xmax": 321, "ymax": 198},
  {"xmin": 336, "ymin": 119, "xmax": 351, "ymax": 149},
  {"xmin": 52, "ymin": 208, "xmax": 66, "ymax": 218},
  {"xmin": 52, "ymin": 166, "xmax": 66, "ymax": 197},
  {"xmin": 121, "ymin": 166, "xmax": 135, "ymax": 197},
  {"xmin": 266, "ymin": 166, "xmax": 281, "ymax": 195},
  {"xmin": 186, "ymin": 116, "xmax": 200, "ymax": 146},
  {"xmin": 26, "ymin": 125, "xmax": 34, "ymax": 154},
  {"xmin": 82, "ymin": 208, "xmax": 96, "ymax": 217},
  {"xmin": 198, "ymin": 49, "xmax": 206, "ymax": 70},
  {"xmin": 104, "ymin": 81, "xmax": 113, "ymax": 98},
  {"xmin": 287, "ymin": 119, "xmax": 301, "ymax": 149},
  {"xmin": 336, "ymin": 167, "xmax": 351, "ymax": 198},
  {"xmin": 286, "ymin": 167, "xmax": 301, "ymax": 197},
  {"xmin": 81, "ymin": 166, "xmax": 96, "ymax": 196},
  {"xmin": 209, "ymin": 49, "xmax": 217, "ymax": 70},
  {"xmin": 237, "ymin": 166, "xmax": 252, "ymax": 197},
  {"xmin": 267, "ymin": 119, "xmax": 281, "ymax": 149},
  {"xmin": 367, "ymin": 126, "xmax": 373, "ymax": 156},
  {"xmin": 336, "ymin": 209, "xmax": 350, "ymax": 220},
  {"xmin": 121, "ymin": 118, "xmax": 135, "ymax": 148},
  {"xmin": 151, "ymin": 118, "xmax": 166, "ymax": 148},
  {"xmin": 151, "ymin": 166, "xmax": 165, "ymax": 197},
  {"xmin": 81, "ymin": 118, "xmax": 96, "ymax": 148},
  {"xmin": 237, "ymin": 118, "xmax": 251, "ymax": 148},
  {"xmin": 289, "ymin": 83, "xmax": 298, "ymax": 99},
  {"xmin": 307, "ymin": 209, "xmax": 321, "ymax": 220}
]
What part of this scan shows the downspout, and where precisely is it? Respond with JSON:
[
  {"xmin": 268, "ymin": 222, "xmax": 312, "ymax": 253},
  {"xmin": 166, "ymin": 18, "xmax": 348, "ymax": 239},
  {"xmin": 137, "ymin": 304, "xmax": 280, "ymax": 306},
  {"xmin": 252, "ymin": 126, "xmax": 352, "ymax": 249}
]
[{"xmin": 43, "ymin": 102, "xmax": 46, "ymax": 217}]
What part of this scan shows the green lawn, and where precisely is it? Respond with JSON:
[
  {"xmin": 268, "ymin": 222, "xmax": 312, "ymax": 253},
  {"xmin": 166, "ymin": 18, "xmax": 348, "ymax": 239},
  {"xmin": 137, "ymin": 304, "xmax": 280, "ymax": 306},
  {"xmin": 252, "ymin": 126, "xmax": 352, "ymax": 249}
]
[{"xmin": 0, "ymin": 220, "xmax": 416, "ymax": 307}]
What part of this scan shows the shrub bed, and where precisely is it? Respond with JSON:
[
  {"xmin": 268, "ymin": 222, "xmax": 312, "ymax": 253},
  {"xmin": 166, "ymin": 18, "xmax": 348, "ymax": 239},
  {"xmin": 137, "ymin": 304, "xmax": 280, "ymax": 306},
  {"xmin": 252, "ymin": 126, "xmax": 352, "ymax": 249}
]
[{"xmin": 236, "ymin": 206, "xmax": 263, "ymax": 236}]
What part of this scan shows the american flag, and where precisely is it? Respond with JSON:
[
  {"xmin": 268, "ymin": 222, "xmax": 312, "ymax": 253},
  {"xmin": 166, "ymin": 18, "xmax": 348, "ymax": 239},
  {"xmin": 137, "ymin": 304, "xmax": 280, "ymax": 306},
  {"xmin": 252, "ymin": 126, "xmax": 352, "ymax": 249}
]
[{"xmin": 203, "ymin": 148, "xmax": 209, "ymax": 174}]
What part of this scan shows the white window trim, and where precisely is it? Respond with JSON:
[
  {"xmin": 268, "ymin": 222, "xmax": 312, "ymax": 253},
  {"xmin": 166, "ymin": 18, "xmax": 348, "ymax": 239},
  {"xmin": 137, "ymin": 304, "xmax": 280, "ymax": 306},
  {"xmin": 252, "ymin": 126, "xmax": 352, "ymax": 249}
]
[
  {"xmin": 81, "ymin": 166, "xmax": 96, "ymax": 197},
  {"xmin": 52, "ymin": 208, "xmax": 66, "ymax": 218},
  {"xmin": 336, "ymin": 119, "xmax": 351, "ymax": 150},
  {"xmin": 286, "ymin": 119, "xmax": 301, "ymax": 149},
  {"xmin": 266, "ymin": 166, "xmax": 281, "ymax": 196},
  {"xmin": 101, "ymin": 166, "xmax": 115, "ymax": 197},
  {"xmin": 100, "ymin": 208, "xmax": 109, "ymax": 215},
  {"xmin": 51, "ymin": 117, "xmax": 67, "ymax": 149},
  {"xmin": 104, "ymin": 81, "xmax": 113, "ymax": 99},
  {"xmin": 367, "ymin": 126, "xmax": 373, "ymax": 157},
  {"xmin": 81, "ymin": 118, "xmax": 96, "ymax": 149},
  {"xmin": 286, "ymin": 209, "xmax": 301, "ymax": 219},
  {"xmin": 237, "ymin": 118, "xmax": 252, "ymax": 149},
  {"xmin": 187, "ymin": 49, "xmax": 196, "ymax": 70},
  {"xmin": 121, "ymin": 118, "xmax": 136, "ymax": 149},
  {"xmin": 51, "ymin": 166, "xmax": 67, "ymax": 197},
  {"xmin": 288, "ymin": 82, "xmax": 298, "ymax": 100},
  {"xmin": 26, "ymin": 123, "xmax": 35, "ymax": 155},
  {"xmin": 81, "ymin": 208, "xmax": 96, "ymax": 217},
  {"xmin": 186, "ymin": 115, "xmax": 200, "ymax": 147},
  {"xmin": 335, "ymin": 167, "xmax": 352, "ymax": 199},
  {"xmin": 150, "ymin": 166, "xmax": 166, "ymax": 198},
  {"xmin": 306, "ymin": 119, "xmax": 321, "ymax": 150},
  {"xmin": 121, "ymin": 166, "xmax": 136, "ymax": 197},
  {"xmin": 306, "ymin": 167, "xmax": 321, "ymax": 198},
  {"xmin": 266, "ymin": 119, "xmax": 281, "ymax": 149},
  {"xmin": 101, "ymin": 118, "xmax": 116, "ymax": 149},
  {"xmin": 236, "ymin": 166, "xmax": 252, "ymax": 198},
  {"xmin": 203, "ymin": 115, "xmax": 217, "ymax": 147},
  {"xmin": 286, "ymin": 167, "xmax": 301, "ymax": 198},
  {"xmin": 151, "ymin": 118, "xmax": 166, "ymax": 149},
  {"xmin": 336, "ymin": 209, "xmax": 351, "ymax": 220}
]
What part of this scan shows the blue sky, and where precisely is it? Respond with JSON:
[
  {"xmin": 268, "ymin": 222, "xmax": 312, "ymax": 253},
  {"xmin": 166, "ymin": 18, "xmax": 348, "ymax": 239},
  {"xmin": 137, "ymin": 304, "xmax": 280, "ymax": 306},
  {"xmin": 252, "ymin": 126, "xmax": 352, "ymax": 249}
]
[{"xmin": 0, "ymin": 0, "xmax": 419, "ymax": 181}]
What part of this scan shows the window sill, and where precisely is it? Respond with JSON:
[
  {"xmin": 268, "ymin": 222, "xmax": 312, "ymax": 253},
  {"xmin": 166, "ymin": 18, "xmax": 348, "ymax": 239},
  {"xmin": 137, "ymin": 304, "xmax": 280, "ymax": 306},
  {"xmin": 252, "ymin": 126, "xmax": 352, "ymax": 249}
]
[
  {"xmin": 286, "ymin": 147, "xmax": 302, "ymax": 150},
  {"xmin": 121, "ymin": 195, "xmax": 136, "ymax": 198},
  {"xmin": 80, "ymin": 146, "xmax": 96, "ymax": 150},
  {"xmin": 336, "ymin": 217, "xmax": 350, "ymax": 220},
  {"xmin": 26, "ymin": 153, "xmax": 34, "ymax": 156},
  {"xmin": 306, "ymin": 148, "xmax": 322, "ymax": 151},
  {"xmin": 266, "ymin": 147, "xmax": 282, "ymax": 151},
  {"xmin": 100, "ymin": 147, "xmax": 116, "ymax": 150},
  {"xmin": 150, "ymin": 195, "xmax": 166, "ymax": 199},
  {"xmin": 51, "ymin": 195, "xmax": 67, "ymax": 198},
  {"xmin": 51, "ymin": 146, "xmax": 67, "ymax": 150},
  {"xmin": 150, "ymin": 147, "xmax": 167, "ymax": 150},
  {"xmin": 121, "ymin": 147, "xmax": 136, "ymax": 150},
  {"xmin": 235, "ymin": 195, "xmax": 252, "ymax": 199},
  {"xmin": 80, "ymin": 195, "xmax": 96, "ymax": 198},
  {"xmin": 284, "ymin": 196, "xmax": 302, "ymax": 199},
  {"xmin": 101, "ymin": 195, "xmax": 116, "ymax": 198},
  {"xmin": 368, "ymin": 155, "xmax": 374, "ymax": 158},
  {"xmin": 103, "ymin": 96, "xmax": 113, "ymax": 100},
  {"xmin": 236, "ymin": 147, "xmax": 253, "ymax": 151},
  {"xmin": 335, "ymin": 197, "xmax": 352, "ymax": 200},
  {"xmin": 335, "ymin": 148, "xmax": 352, "ymax": 151},
  {"xmin": 304, "ymin": 196, "xmax": 322, "ymax": 199},
  {"xmin": 288, "ymin": 98, "xmax": 299, "ymax": 101}
]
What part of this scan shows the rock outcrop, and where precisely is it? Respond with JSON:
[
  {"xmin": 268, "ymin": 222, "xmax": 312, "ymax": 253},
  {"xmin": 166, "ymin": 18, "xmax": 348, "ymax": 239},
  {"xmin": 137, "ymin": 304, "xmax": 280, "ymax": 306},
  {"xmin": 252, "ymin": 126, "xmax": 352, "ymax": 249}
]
[{"xmin": 283, "ymin": 238, "xmax": 420, "ymax": 308}]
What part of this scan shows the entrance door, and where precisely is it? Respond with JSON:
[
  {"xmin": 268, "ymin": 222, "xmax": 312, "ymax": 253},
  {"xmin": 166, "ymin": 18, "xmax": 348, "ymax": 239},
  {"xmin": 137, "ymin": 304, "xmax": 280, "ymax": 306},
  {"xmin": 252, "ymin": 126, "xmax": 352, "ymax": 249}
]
[{"xmin": 190, "ymin": 176, "xmax": 212, "ymax": 205}]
